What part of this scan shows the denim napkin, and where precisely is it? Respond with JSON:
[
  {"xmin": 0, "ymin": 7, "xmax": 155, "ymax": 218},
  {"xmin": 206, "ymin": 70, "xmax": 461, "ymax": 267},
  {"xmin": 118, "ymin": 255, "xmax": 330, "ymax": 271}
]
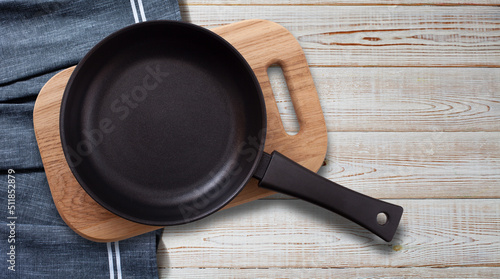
[{"xmin": 0, "ymin": 1, "xmax": 181, "ymax": 278}]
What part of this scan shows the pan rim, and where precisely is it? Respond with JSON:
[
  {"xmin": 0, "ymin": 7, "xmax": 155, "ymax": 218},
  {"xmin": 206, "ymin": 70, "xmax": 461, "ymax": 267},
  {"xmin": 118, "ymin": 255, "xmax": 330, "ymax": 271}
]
[{"xmin": 59, "ymin": 20, "xmax": 267, "ymax": 226}]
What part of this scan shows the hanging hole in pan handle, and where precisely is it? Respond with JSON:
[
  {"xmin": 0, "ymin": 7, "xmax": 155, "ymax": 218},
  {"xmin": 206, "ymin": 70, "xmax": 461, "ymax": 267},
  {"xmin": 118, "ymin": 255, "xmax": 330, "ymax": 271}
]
[{"xmin": 377, "ymin": 212, "xmax": 388, "ymax": 226}]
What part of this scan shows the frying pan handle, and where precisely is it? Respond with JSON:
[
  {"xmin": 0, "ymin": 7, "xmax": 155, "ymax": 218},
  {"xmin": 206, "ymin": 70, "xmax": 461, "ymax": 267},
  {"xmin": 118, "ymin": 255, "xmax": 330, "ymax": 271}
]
[{"xmin": 255, "ymin": 151, "xmax": 403, "ymax": 242}]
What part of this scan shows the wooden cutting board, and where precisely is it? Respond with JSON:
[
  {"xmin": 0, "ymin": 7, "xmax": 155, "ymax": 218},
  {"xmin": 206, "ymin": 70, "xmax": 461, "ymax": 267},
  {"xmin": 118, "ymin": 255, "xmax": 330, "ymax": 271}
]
[{"xmin": 33, "ymin": 19, "xmax": 328, "ymax": 242}]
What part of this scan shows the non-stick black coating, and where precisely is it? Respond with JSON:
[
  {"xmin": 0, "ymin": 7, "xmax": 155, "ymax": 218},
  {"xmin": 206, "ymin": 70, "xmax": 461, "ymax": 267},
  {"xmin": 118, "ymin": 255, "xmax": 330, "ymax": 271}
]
[{"xmin": 60, "ymin": 21, "xmax": 266, "ymax": 225}]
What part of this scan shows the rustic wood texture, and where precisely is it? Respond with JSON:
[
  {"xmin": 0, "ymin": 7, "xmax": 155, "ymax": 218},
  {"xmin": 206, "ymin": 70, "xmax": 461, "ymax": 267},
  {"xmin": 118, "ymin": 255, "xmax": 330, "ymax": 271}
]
[
  {"xmin": 270, "ymin": 67, "xmax": 500, "ymax": 132},
  {"xmin": 156, "ymin": 2, "xmax": 500, "ymax": 278},
  {"xmin": 163, "ymin": 267, "xmax": 500, "ymax": 279},
  {"xmin": 181, "ymin": 6, "xmax": 500, "ymax": 67},
  {"xmin": 319, "ymin": 132, "xmax": 499, "ymax": 198},
  {"xmin": 251, "ymin": 132, "xmax": 500, "ymax": 199},
  {"xmin": 180, "ymin": 0, "xmax": 500, "ymax": 5},
  {"xmin": 33, "ymin": 20, "xmax": 328, "ymax": 242},
  {"xmin": 158, "ymin": 200, "xmax": 500, "ymax": 268}
]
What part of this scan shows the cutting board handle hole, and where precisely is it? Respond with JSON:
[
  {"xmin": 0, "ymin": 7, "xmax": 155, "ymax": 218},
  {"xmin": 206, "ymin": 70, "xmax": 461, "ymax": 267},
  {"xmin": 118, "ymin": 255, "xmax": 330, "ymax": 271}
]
[{"xmin": 267, "ymin": 64, "xmax": 300, "ymax": 136}]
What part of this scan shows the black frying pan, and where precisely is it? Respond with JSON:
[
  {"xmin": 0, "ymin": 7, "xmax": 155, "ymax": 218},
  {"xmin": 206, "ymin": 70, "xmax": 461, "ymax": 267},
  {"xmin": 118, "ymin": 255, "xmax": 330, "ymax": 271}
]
[{"xmin": 60, "ymin": 21, "xmax": 403, "ymax": 242}]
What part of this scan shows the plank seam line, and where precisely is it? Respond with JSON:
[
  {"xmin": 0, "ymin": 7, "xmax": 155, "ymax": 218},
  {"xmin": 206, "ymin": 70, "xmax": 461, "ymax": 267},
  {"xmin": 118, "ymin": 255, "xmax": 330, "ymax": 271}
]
[{"xmin": 180, "ymin": 4, "xmax": 500, "ymax": 7}]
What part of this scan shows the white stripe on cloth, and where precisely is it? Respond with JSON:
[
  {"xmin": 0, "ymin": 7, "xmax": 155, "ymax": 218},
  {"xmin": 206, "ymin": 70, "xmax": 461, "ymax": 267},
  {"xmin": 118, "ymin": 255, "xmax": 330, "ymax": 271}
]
[
  {"xmin": 114, "ymin": 241, "xmax": 123, "ymax": 279},
  {"xmin": 129, "ymin": 0, "xmax": 140, "ymax": 23},
  {"xmin": 107, "ymin": 242, "xmax": 115, "ymax": 279},
  {"xmin": 137, "ymin": 0, "xmax": 147, "ymax": 22}
]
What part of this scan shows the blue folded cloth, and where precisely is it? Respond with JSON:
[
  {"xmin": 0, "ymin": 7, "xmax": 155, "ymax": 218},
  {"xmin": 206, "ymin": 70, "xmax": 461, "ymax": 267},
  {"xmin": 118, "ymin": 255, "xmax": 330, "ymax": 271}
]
[{"xmin": 0, "ymin": 1, "xmax": 181, "ymax": 278}]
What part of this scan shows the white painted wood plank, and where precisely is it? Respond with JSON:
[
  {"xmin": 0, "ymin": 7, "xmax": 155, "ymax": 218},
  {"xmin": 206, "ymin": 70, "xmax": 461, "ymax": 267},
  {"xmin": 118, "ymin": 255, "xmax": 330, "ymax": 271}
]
[
  {"xmin": 160, "ymin": 267, "xmax": 500, "ymax": 279},
  {"xmin": 181, "ymin": 6, "xmax": 500, "ymax": 67},
  {"xmin": 258, "ymin": 132, "xmax": 500, "ymax": 199},
  {"xmin": 181, "ymin": 0, "xmax": 500, "ymax": 5},
  {"xmin": 317, "ymin": 132, "xmax": 500, "ymax": 198},
  {"xmin": 158, "ymin": 199, "xmax": 500, "ymax": 268},
  {"xmin": 268, "ymin": 67, "xmax": 500, "ymax": 132}
]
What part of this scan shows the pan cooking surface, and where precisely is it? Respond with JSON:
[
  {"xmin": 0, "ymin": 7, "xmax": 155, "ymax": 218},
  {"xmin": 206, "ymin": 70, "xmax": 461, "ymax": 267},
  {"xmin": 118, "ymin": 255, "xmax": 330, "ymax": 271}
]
[{"xmin": 60, "ymin": 21, "xmax": 265, "ymax": 225}]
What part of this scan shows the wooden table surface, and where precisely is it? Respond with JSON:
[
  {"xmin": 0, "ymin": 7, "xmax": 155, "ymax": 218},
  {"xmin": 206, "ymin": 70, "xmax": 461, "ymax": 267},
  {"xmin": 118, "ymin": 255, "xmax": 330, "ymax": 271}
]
[{"xmin": 157, "ymin": 1, "xmax": 500, "ymax": 278}]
